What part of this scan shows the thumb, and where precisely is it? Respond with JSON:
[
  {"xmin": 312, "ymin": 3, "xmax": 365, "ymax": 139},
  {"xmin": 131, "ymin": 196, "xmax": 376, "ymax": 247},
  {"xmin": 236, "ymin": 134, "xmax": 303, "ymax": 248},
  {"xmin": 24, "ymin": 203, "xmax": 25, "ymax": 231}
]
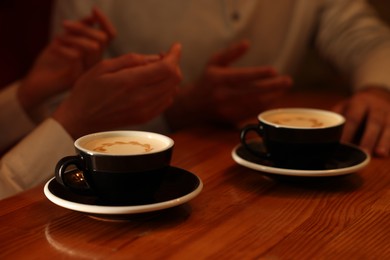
[
  {"xmin": 164, "ymin": 42, "xmax": 182, "ymax": 64},
  {"xmin": 95, "ymin": 53, "xmax": 161, "ymax": 73},
  {"xmin": 92, "ymin": 6, "xmax": 117, "ymax": 40},
  {"xmin": 209, "ymin": 39, "xmax": 250, "ymax": 66}
]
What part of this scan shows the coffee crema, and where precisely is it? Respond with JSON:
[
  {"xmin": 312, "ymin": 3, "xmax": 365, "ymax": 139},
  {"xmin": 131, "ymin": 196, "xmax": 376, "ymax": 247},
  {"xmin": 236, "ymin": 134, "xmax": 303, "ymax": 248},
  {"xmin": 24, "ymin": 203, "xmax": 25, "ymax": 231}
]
[
  {"xmin": 262, "ymin": 112, "xmax": 341, "ymax": 128},
  {"xmin": 83, "ymin": 136, "xmax": 166, "ymax": 155}
]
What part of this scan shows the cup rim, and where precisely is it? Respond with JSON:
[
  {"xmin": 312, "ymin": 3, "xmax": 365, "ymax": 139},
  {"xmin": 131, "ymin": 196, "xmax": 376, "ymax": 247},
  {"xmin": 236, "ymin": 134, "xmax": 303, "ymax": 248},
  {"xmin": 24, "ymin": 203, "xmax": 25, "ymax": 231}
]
[
  {"xmin": 258, "ymin": 108, "xmax": 345, "ymax": 129},
  {"xmin": 74, "ymin": 130, "xmax": 174, "ymax": 156}
]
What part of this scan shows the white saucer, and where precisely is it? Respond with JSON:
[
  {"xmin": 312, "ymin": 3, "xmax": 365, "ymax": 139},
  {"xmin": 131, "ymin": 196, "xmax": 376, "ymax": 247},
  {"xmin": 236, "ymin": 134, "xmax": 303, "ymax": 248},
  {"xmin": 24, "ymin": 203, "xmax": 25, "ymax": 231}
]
[
  {"xmin": 44, "ymin": 167, "xmax": 203, "ymax": 219},
  {"xmin": 232, "ymin": 141, "xmax": 370, "ymax": 177}
]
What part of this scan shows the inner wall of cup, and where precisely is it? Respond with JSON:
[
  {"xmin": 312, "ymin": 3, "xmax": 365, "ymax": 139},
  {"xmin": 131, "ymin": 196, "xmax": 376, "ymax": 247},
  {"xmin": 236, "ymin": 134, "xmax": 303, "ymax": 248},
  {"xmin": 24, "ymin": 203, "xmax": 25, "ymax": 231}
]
[
  {"xmin": 259, "ymin": 108, "xmax": 345, "ymax": 129},
  {"xmin": 75, "ymin": 131, "xmax": 174, "ymax": 155}
]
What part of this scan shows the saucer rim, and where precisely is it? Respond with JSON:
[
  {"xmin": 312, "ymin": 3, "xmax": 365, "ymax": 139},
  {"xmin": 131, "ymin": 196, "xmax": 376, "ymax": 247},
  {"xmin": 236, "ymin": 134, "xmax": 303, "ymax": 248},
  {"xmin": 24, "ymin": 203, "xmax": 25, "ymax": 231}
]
[
  {"xmin": 44, "ymin": 167, "xmax": 203, "ymax": 215},
  {"xmin": 231, "ymin": 142, "xmax": 370, "ymax": 177}
]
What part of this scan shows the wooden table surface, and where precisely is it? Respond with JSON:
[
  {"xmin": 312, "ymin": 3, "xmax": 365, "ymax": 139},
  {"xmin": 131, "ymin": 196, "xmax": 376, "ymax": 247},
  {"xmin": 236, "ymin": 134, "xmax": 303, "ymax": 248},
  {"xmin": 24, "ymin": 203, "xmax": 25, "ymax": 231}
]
[{"xmin": 1, "ymin": 92, "xmax": 389, "ymax": 259}]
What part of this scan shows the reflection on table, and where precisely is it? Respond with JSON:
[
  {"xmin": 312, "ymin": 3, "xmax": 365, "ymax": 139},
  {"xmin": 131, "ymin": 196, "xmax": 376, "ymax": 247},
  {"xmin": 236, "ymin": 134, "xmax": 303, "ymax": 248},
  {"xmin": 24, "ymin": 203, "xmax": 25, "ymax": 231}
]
[{"xmin": 0, "ymin": 91, "xmax": 389, "ymax": 259}]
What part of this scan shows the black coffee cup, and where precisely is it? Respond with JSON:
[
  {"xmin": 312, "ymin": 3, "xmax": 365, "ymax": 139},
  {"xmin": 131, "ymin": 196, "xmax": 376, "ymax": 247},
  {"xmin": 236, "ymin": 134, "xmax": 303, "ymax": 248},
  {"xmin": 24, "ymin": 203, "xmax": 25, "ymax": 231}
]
[
  {"xmin": 55, "ymin": 131, "xmax": 174, "ymax": 204},
  {"xmin": 240, "ymin": 108, "xmax": 345, "ymax": 169}
]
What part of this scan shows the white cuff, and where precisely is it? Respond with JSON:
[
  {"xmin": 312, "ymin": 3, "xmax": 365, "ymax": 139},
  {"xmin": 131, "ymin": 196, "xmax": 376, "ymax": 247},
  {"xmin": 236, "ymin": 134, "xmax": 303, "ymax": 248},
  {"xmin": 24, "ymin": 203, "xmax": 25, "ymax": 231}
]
[
  {"xmin": 0, "ymin": 118, "xmax": 74, "ymax": 200},
  {"xmin": 0, "ymin": 82, "xmax": 36, "ymax": 151}
]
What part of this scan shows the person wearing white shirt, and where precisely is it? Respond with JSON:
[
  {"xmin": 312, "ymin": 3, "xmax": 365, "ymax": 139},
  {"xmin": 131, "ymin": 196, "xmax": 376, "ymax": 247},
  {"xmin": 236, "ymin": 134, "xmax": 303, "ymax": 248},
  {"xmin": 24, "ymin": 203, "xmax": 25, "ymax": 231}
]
[
  {"xmin": 0, "ymin": 9, "xmax": 182, "ymax": 199},
  {"xmin": 52, "ymin": 0, "xmax": 390, "ymax": 157}
]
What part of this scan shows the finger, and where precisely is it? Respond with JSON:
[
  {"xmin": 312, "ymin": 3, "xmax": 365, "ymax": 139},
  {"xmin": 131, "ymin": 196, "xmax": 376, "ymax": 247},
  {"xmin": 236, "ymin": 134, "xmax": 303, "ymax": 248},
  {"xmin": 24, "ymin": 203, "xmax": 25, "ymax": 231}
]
[
  {"xmin": 127, "ymin": 63, "xmax": 180, "ymax": 86},
  {"xmin": 50, "ymin": 37, "xmax": 83, "ymax": 60},
  {"xmin": 57, "ymin": 34, "xmax": 102, "ymax": 67},
  {"xmin": 209, "ymin": 39, "xmax": 250, "ymax": 66},
  {"xmin": 62, "ymin": 20, "xmax": 110, "ymax": 47},
  {"xmin": 374, "ymin": 113, "xmax": 390, "ymax": 157},
  {"xmin": 75, "ymin": 8, "xmax": 115, "ymax": 44},
  {"xmin": 162, "ymin": 42, "xmax": 182, "ymax": 77},
  {"xmin": 95, "ymin": 53, "xmax": 162, "ymax": 73},
  {"xmin": 207, "ymin": 66, "xmax": 278, "ymax": 85},
  {"xmin": 360, "ymin": 109, "xmax": 384, "ymax": 154},
  {"xmin": 340, "ymin": 101, "xmax": 367, "ymax": 143},
  {"xmin": 164, "ymin": 42, "xmax": 182, "ymax": 64},
  {"xmin": 79, "ymin": 14, "xmax": 95, "ymax": 27},
  {"xmin": 111, "ymin": 56, "xmax": 181, "ymax": 86},
  {"xmin": 57, "ymin": 34, "xmax": 100, "ymax": 53},
  {"xmin": 91, "ymin": 6, "xmax": 117, "ymax": 39}
]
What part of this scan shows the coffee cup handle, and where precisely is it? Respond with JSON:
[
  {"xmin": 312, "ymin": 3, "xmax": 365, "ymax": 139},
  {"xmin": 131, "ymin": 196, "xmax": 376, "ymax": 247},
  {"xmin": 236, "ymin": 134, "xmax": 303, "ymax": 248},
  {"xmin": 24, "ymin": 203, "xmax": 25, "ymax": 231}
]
[
  {"xmin": 55, "ymin": 156, "xmax": 91, "ymax": 193},
  {"xmin": 240, "ymin": 124, "xmax": 268, "ymax": 158}
]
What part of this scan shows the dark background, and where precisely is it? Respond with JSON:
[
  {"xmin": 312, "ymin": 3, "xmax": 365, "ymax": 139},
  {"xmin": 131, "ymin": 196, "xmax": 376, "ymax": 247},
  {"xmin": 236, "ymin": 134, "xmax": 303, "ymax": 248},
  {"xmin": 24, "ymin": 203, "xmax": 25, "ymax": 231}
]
[{"xmin": 0, "ymin": 0, "xmax": 388, "ymax": 91}]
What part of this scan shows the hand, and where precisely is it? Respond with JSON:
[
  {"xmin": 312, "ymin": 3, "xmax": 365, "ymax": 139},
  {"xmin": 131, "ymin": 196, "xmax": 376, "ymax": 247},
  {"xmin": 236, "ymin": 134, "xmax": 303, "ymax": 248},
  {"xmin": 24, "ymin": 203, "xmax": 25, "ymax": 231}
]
[
  {"xmin": 53, "ymin": 43, "xmax": 182, "ymax": 139},
  {"xmin": 18, "ymin": 7, "xmax": 116, "ymax": 112},
  {"xmin": 166, "ymin": 40, "xmax": 292, "ymax": 130},
  {"xmin": 333, "ymin": 86, "xmax": 390, "ymax": 157}
]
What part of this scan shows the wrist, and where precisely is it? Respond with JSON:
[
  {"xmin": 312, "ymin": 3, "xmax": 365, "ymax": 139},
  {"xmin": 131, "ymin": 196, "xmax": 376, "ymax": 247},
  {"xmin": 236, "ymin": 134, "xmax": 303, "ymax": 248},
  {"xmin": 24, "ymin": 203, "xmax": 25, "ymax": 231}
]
[
  {"xmin": 17, "ymin": 77, "xmax": 46, "ymax": 112},
  {"xmin": 17, "ymin": 80, "xmax": 36, "ymax": 112},
  {"xmin": 359, "ymin": 85, "xmax": 390, "ymax": 100},
  {"xmin": 52, "ymin": 102, "xmax": 83, "ymax": 140}
]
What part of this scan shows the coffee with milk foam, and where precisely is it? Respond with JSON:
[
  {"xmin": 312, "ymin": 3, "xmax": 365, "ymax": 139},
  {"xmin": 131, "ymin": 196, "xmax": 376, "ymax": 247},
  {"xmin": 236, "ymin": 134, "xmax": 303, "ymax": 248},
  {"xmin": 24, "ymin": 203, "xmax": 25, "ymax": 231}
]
[
  {"xmin": 84, "ymin": 136, "xmax": 167, "ymax": 155},
  {"xmin": 262, "ymin": 111, "xmax": 342, "ymax": 128}
]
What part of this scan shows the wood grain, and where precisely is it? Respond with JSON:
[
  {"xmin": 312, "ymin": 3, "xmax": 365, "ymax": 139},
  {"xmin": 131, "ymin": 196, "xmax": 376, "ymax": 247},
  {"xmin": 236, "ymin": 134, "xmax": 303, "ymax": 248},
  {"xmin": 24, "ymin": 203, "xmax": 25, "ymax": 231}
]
[{"xmin": 0, "ymin": 93, "xmax": 389, "ymax": 259}]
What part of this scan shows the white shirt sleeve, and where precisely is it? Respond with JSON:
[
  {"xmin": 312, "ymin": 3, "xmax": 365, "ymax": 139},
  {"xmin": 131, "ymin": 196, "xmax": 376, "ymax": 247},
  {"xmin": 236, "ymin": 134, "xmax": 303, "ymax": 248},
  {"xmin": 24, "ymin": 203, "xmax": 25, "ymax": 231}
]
[
  {"xmin": 0, "ymin": 118, "xmax": 74, "ymax": 200},
  {"xmin": 352, "ymin": 45, "xmax": 390, "ymax": 90},
  {"xmin": 0, "ymin": 82, "xmax": 36, "ymax": 152},
  {"xmin": 316, "ymin": 0, "xmax": 390, "ymax": 91}
]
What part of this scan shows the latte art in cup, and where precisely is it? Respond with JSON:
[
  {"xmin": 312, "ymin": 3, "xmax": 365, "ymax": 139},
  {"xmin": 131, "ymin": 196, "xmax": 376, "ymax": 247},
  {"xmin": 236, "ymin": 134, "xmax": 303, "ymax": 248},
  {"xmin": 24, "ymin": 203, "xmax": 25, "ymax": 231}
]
[
  {"xmin": 262, "ymin": 111, "xmax": 343, "ymax": 128},
  {"xmin": 55, "ymin": 130, "xmax": 174, "ymax": 204},
  {"xmin": 84, "ymin": 136, "xmax": 166, "ymax": 155},
  {"xmin": 241, "ymin": 108, "xmax": 346, "ymax": 169}
]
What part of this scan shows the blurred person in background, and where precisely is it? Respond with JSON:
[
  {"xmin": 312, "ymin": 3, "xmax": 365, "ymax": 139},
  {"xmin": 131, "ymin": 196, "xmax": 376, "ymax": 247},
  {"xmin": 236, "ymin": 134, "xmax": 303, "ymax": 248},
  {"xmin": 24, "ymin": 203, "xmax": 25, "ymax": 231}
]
[
  {"xmin": 0, "ymin": 8, "xmax": 182, "ymax": 199},
  {"xmin": 52, "ymin": 0, "xmax": 390, "ymax": 157}
]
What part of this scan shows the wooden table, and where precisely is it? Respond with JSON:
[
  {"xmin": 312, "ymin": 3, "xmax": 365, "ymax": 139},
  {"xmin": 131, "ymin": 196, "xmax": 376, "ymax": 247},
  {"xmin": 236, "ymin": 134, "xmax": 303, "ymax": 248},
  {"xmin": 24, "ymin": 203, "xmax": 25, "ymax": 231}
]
[{"xmin": 1, "ymin": 92, "xmax": 389, "ymax": 259}]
